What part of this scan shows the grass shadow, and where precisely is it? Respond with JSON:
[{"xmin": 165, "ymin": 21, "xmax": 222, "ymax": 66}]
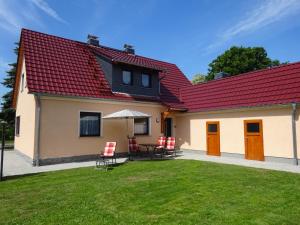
[{"xmin": 95, "ymin": 161, "xmax": 128, "ymax": 171}]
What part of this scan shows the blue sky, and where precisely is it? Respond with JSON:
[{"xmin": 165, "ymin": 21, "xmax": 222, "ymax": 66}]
[{"xmin": 1, "ymin": 0, "xmax": 300, "ymax": 103}]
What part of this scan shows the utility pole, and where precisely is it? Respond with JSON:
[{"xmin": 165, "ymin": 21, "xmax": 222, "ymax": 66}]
[{"xmin": 0, "ymin": 120, "xmax": 6, "ymax": 181}]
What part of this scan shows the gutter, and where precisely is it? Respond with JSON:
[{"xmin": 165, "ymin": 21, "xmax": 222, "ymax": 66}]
[
  {"xmin": 177, "ymin": 103, "xmax": 297, "ymax": 116},
  {"xmin": 33, "ymin": 94, "xmax": 41, "ymax": 166},
  {"xmin": 291, "ymin": 103, "xmax": 298, "ymax": 165}
]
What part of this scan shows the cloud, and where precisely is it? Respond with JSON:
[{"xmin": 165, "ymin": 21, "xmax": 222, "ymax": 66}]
[
  {"xmin": 204, "ymin": 0, "xmax": 300, "ymax": 54},
  {"xmin": 0, "ymin": 0, "xmax": 67, "ymax": 34},
  {"xmin": 0, "ymin": 0, "xmax": 22, "ymax": 33},
  {"xmin": 30, "ymin": 0, "xmax": 67, "ymax": 24}
]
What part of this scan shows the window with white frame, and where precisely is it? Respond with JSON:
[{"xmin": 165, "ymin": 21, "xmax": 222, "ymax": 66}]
[
  {"xmin": 80, "ymin": 112, "xmax": 101, "ymax": 137},
  {"xmin": 134, "ymin": 117, "xmax": 149, "ymax": 135}
]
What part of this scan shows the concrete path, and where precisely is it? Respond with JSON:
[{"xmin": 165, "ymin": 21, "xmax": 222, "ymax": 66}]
[
  {"xmin": 178, "ymin": 152, "xmax": 300, "ymax": 174},
  {"xmin": 3, "ymin": 150, "xmax": 300, "ymax": 177},
  {"xmin": 3, "ymin": 151, "xmax": 127, "ymax": 177}
]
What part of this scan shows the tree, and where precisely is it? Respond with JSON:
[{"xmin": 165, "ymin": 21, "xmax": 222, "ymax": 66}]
[
  {"xmin": 0, "ymin": 43, "xmax": 18, "ymax": 140},
  {"xmin": 206, "ymin": 46, "xmax": 281, "ymax": 81},
  {"xmin": 191, "ymin": 74, "xmax": 206, "ymax": 84}
]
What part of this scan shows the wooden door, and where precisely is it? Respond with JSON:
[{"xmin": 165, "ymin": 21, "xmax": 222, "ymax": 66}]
[
  {"xmin": 206, "ymin": 121, "xmax": 220, "ymax": 156},
  {"xmin": 244, "ymin": 120, "xmax": 264, "ymax": 161},
  {"xmin": 164, "ymin": 118, "xmax": 172, "ymax": 137}
]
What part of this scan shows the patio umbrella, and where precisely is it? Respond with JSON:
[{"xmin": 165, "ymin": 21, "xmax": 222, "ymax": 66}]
[{"xmin": 102, "ymin": 109, "xmax": 151, "ymax": 137}]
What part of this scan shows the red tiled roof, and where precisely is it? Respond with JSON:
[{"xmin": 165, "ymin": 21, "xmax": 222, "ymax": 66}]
[
  {"xmin": 20, "ymin": 29, "xmax": 191, "ymax": 107},
  {"xmin": 17, "ymin": 29, "xmax": 300, "ymax": 113},
  {"xmin": 181, "ymin": 62, "xmax": 300, "ymax": 112}
]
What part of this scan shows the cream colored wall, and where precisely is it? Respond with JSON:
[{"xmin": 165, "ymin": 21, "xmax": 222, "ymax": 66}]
[
  {"xmin": 39, "ymin": 97, "xmax": 166, "ymax": 159},
  {"xmin": 176, "ymin": 107, "xmax": 295, "ymax": 158},
  {"xmin": 14, "ymin": 58, "xmax": 36, "ymax": 159}
]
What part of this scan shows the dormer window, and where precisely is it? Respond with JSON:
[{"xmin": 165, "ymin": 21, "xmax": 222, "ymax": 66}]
[
  {"xmin": 122, "ymin": 70, "xmax": 132, "ymax": 85},
  {"xmin": 142, "ymin": 73, "xmax": 151, "ymax": 87}
]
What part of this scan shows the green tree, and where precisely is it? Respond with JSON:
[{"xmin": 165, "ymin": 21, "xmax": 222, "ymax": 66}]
[
  {"xmin": 191, "ymin": 74, "xmax": 206, "ymax": 84},
  {"xmin": 206, "ymin": 46, "xmax": 281, "ymax": 81},
  {"xmin": 0, "ymin": 43, "xmax": 18, "ymax": 140}
]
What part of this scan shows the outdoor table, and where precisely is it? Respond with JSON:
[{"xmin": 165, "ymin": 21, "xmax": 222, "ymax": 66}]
[{"xmin": 139, "ymin": 143, "xmax": 161, "ymax": 159}]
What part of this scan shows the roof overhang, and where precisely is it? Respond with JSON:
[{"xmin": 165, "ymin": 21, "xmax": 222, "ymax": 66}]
[{"xmin": 177, "ymin": 102, "xmax": 299, "ymax": 116}]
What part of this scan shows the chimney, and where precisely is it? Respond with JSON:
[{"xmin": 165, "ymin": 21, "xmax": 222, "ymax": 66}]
[
  {"xmin": 124, "ymin": 44, "xmax": 135, "ymax": 54},
  {"xmin": 214, "ymin": 72, "xmax": 230, "ymax": 80},
  {"xmin": 87, "ymin": 34, "xmax": 99, "ymax": 46}
]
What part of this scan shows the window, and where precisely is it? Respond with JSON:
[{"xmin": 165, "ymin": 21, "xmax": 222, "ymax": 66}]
[
  {"xmin": 134, "ymin": 118, "xmax": 149, "ymax": 135},
  {"xmin": 122, "ymin": 71, "xmax": 132, "ymax": 85},
  {"xmin": 21, "ymin": 73, "xmax": 24, "ymax": 92},
  {"xmin": 208, "ymin": 124, "xmax": 218, "ymax": 132},
  {"xmin": 142, "ymin": 73, "xmax": 151, "ymax": 87},
  {"xmin": 80, "ymin": 112, "xmax": 101, "ymax": 137},
  {"xmin": 15, "ymin": 116, "xmax": 20, "ymax": 136},
  {"xmin": 247, "ymin": 123, "xmax": 260, "ymax": 133}
]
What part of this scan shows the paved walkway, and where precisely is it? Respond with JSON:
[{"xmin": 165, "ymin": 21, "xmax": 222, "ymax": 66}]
[
  {"xmin": 178, "ymin": 152, "xmax": 300, "ymax": 174},
  {"xmin": 3, "ymin": 151, "xmax": 127, "ymax": 177},
  {"xmin": 3, "ymin": 150, "xmax": 300, "ymax": 177}
]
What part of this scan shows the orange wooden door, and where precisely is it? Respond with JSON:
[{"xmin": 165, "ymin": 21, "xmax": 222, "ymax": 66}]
[
  {"xmin": 244, "ymin": 120, "xmax": 264, "ymax": 161},
  {"xmin": 206, "ymin": 121, "xmax": 220, "ymax": 156}
]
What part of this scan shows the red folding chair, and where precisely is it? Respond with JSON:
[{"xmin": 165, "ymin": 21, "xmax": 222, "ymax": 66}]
[
  {"xmin": 156, "ymin": 136, "xmax": 166, "ymax": 149},
  {"xmin": 165, "ymin": 137, "xmax": 176, "ymax": 157},
  {"xmin": 153, "ymin": 136, "xmax": 166, "ymax": 159},
  {"xmin": 96, "ymin": 142, "xmax": 117, "ymax": 169},
  {"xmin": 128, "ymin": 137, "xmax": 141, "ymax": 160}
]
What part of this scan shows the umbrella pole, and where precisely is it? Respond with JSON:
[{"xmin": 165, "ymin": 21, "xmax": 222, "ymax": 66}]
[
  {"xmin": 126, "ymin": 118, "xmax": 129, "ymax": 138},
  {"xmin": 126, "ymin": 118, "xmax": 129, "ymax": 155}
]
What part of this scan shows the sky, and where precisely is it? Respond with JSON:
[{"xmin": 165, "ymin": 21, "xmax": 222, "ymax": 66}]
[{"xmin": 1, "ymin": 0, "xmax": 300, "ymax": 103}]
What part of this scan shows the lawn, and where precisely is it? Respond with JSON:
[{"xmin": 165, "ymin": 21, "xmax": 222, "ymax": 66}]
[{"xmin": 1, "ymin": 160, "xmax": 300, "ymax": 225}]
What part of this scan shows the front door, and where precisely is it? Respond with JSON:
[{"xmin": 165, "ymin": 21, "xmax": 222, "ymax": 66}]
[
  {"xmin": 206, "ymin": 121, "xmax": 220, "ymax": 156},
  {"xmin": 244, "ymin": 120, "xmax": 264, "ymax": 161},
  {"xmin": 164, "ymin": 118, "xmax": 172, "ymax": 137}
]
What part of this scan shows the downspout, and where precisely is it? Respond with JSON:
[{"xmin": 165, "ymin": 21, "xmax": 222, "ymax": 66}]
[
  {"xmin": 291, "ymin": 103, "xmax": 298, "ymax": 165},
  {"xmin": 34, "ymin": 95, "xmax": 41, "ymax": 166}
]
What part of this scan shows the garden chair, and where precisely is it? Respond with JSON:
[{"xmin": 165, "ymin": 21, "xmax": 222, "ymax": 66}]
[
  {"xmin": 153, "ymin": 136, "xmax": 166, "ymax": 159},
  {"xmin": 164, "ymin": 137, "xmax": 176, "ymax": 157},
  {"xmin": 128, "ymin": 137, "xmax": 141, "ymax": 160},
  {"xmin": 96, "ymin": 142, "xmax": 117, "ymax": 169}
]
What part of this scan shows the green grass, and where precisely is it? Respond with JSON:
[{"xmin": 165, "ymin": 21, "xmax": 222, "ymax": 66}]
[{"xmin": 1, "ymin": 160, "xmax": 300, "ymax": 225}]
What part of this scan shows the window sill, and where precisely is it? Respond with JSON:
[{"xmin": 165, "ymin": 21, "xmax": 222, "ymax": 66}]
[
  {"xmin": 79, "ymin": 135, "xmax": 102, "ymax": 138},
  {"xmin": 134, "ymin": 133, "xmax": 150, "ymax": 136}
]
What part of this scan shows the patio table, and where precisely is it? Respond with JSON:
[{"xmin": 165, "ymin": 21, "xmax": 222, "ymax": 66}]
[{"xmin": 139, "ymin": 143, "xmax": 162, "ymax": 159}]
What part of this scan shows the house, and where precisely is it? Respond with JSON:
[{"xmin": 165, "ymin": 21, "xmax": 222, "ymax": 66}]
[{"xmin": 12, "ymin": 29, "xmax": 300, "ymax": 165}]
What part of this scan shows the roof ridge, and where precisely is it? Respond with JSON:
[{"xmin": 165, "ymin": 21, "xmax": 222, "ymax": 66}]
[{"xmin": 190, "ymin": 61, "xmax": 300, "ymax": 88}]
